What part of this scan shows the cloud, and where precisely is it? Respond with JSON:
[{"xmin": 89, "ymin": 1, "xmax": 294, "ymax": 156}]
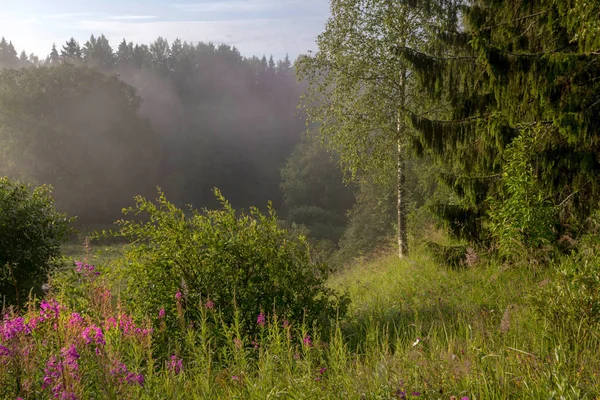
[
  {"xmin": 171, "ymin": 1, "xmax": 300, "ymax": 13},
  {"xmin": 108, "ymin": 15, "xmax": 157, "ymax": 21},
  {"xmin": 72, "ymin": 16, "xmax": 325, "ymax": 59},
  {"xmin": 44, "ymin": 13, "xmax": 91, "ymax": 20}
]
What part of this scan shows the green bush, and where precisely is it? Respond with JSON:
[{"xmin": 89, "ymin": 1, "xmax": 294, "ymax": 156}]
[
  {"xmin": 485, "ymin": 125, "xmax": 558, "ymax": 260},
  {"xmin": 0, "ymin": 177, "xmax": 72, "ymax": 308},
  {"xmin": 106, "ymin": 188, "xmax": 347, "ymax": 338}
]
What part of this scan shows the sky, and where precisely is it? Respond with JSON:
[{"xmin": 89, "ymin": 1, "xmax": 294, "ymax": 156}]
[{"xmin": 0, "ymin": 0, "xmax": 331, "ymax": 60}]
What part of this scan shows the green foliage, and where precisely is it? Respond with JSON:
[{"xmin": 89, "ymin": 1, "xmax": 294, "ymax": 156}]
[
  {"xmin": 106, "ymin": 188, "xmax": 347, "ymax": 339},
  {"xmin": 0, "ymin": 64, "xmax": 161, "ymax": 224},
  {"xmin": 334, "ymin": 172, "xmax": 396, "ymax": 265},
  {"xmin": 0, "ymin": 177, "xmax": 72, "ymax": 307},
  {"xmin": 402, "ymin": 0, "xmax": 600, "ymax": 244},
  {"xmin": 281, "ymin": 133, "xmax": 354, "ymax": 246},
  {"xmin": 532, "ymin": 250, "xmax": 600, "ymax": 348},
  {"xmin": 486, "ymin": 125, "xmax": 558, "ymax": 260}
]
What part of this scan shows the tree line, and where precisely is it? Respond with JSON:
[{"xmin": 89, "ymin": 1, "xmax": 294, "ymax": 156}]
[{"xmin": 0, "ymin": 35, "xmax": 305, "ymax": 225}]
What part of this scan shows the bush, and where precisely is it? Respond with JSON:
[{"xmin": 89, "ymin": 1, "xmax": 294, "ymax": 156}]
[
  {"xmin": 485, "ymin": 125, "xmax": 558, "ymax": 260},
  {"xmin": 0, "ymin": 177, "xmax": 72, "ymax": 308},
  {"xmin": 105, "ymin": 188, "xmax": 347, "ymax": 339}
]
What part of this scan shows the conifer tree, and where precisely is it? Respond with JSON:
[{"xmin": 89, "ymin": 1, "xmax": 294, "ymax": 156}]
[
  {"xmin": 61, "ymin": 37, "xmax": 82, "ymax": 63},
  {"xmin": 48, "ymin": 43, "xmax": 60, "ymax": 65},
  {"xmin": 396, "ymin": 0, "xmax": 600, "ymax": 243}
]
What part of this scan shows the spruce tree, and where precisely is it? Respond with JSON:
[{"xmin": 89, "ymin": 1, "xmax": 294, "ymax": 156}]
[
  {"xmin": 61, "ymin": 37, "xmax": 82, "ymax": 63},
  {"xmin": 397, "ymin": 0, "xmax": 600, "ymax": 244}
]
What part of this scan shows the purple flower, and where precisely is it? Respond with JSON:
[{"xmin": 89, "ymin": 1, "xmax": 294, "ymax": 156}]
[
  {"xmin": 205, "ymin": 300, "xmax": 214, "ymax": 310},
  {"xmin": 318, "ymin": 367, "xmax": 327, "ymax": 374},
  {"xmin": 411, "ymin": 392, "xmax": 421, "ymax": 397},
  {"xmin": 158, "ymin": 309, "xmax": 166, "ymax": 319},
  {"xmin": 69, "ymin": 313, "xmax": 84, "ymax": 327},
  {"xmin": 1, "ymin": 317, "xmax": 25, "ymax": 340},
  {"xmin": 233, "ymin": 338, "xmax": 242, "ymax": 349},
  {"xmin": 461, "ymin": 397, "xmax": 469, "ymax": 400},
  {"xmin": 126, "ymin": 372, "xmax": 145, "ymax": 386},
  {"xmin": 105, "ymin": 317, "xmax": 117, "ymax": 329},
  {"xmin": 283, "ymin": 320, "xmax": 290, "ymax": 329},
  {"xmin": 168, "ymin": 355, "xmax": 183, "ymax": 374},
  {"xmin": 40, "ymin": 299, "xmax": 61, "ymax": 319},
  {"xmin": 0, "ymin": 345, "xmax": 11, "ymax": 357},
  {"xmin": 61, "ymin": 344, "xmax": 80, "ymax": 375},
  {"xmin": 82, "ymin": 325, "xmax": 105, "ymax": 346},
  {"xmin": 257, "ymin": 313, "xmax": 266, "ymax": 327},
  {"xmin": 175, "ymin": 291, "xmax": 182, "ymax": 300},
  {"xmin": 232, "ymin": 375, "xmax": 239, "ymax": 381},
  {"xmin": 302, "ymin": 335, "xmax": 312, "ymax": 347}
]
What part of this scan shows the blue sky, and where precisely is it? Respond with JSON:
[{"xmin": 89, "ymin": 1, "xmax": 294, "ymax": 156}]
[{"xmin": 1, "ymin": 0, "xmax": 330, "ymax": 60}]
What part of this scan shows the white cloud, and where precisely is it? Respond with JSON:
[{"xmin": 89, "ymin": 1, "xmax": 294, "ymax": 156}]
[
  {"xmin": 44, "ymin": 13, "xmax": 91, "ymax": 20},
  {"xmin": 170, "ymin": 0, "xmax": 305, "ymax": 13},
  {"xmin": 71, "ymin": 16, "xmax": 324, "ymax": 58},
  {"xmin": 108, "ymin": 15, "xmax": 157, "ymax": 21}
]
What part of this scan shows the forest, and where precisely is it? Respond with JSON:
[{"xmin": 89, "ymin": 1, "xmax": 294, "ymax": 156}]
[{"xmin": 1, "ymin": 0, "xmax": 600, "ymax": 398}]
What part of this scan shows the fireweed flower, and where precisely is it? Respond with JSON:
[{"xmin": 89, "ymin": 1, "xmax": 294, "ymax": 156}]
[
  {"xmin": 205, "ymin": 299, "xmax": 214, "ymax": 310},
  {"xmin": 318, "ymin": 367, "xmax": 327, "ymax": 374},
  {"xmin": 283, "ymin": 320, "xmax": 290, "ymax": 329},
  {"xmin": 233, "ymin": 338, "xmax": 242, "ymax": 349},
  {"xmin": 40, "ymin": 299, "xmax": 61, "ymax": 319},
  {"xmin": 175, "ymin": 291, "xmax": 182, "ymax": 300},
  {"xmin": 158, "ymin": 308, "xmax": 166, "ymax": 319},
  {"xmin": 1, "ymin": 317, "xmax": 25, "ymax": 340},
  {"xmin": 302, "ymin": 335, "xmax": 312, "ymax": 347},
  {"xmin": 257, "ymin": 313, "xmax": 266, "ymax": 327},
  {"xmin": 105, "ymin": 317, "xmax": 117, "ymax": 330},
  {"xmin": 82, "ymin": 325, "xmax": 105, "ymax": 346},
  {"xmin": 0, "ymin": 345, "xmax": 11, "ymax": 357},
  {"xmin": 169, "ymin": 355, "xmax": 184, "ymax": 374},
  {"xmin": 69, "ymin": 313, "xmax": 84, "ymax": 327},
  {"xmin": 60, "ymin": 345, "xmax": 81, "ymax": 377}
]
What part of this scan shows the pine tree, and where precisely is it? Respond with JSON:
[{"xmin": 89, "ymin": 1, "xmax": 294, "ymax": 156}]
[
  {"xmin": 19, "ymin": 50, "xmax": 29, "ymax": 67},
  {"xmin": 397, "ymin": 0, "xmax": 600, "ymax": 243},
  {"xmin": 83, "ymin": 34, "xmax": 114, "ymax": 70},
  {"xmin": 116, "ymin": 39, "xmax": 135, "ymax": 69},
  {"xmin": 0, "ymin": 37, "xmax": 19, "ymax": 69},
  {"xmin": 61, "ymin": 37, "xmax": 82, "ymax": 63},
  {"xmin": 48, "ymin": 43, "xmax": 60, "ymax": 65}
]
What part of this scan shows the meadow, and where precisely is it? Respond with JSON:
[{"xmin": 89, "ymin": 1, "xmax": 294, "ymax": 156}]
[{"xmin": 3, "ymin": 238, "xmax": 598, "ymax": 399}]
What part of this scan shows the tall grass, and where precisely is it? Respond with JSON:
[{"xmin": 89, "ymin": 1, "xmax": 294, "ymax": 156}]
[{"xmin": 2, "ymin": 245, "xmax": 599, "ymax": 399}]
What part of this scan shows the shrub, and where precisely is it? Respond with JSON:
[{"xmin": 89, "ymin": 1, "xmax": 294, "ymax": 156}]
[
  {"xmin": 105, "ymin": 188, "xmax": 347, "ymax": 339},
  {"xmin": 485, "ymin": 125, "xmax": 558, "ymax": 261},
  {"xmin": 0, "ymin": 177, "xmax": 72, "ymax": 308}
]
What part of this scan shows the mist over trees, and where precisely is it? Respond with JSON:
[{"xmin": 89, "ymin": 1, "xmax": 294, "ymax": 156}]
[{"xmin": 0, "ymin": 35, "xmax": 305, "ymax": 224}]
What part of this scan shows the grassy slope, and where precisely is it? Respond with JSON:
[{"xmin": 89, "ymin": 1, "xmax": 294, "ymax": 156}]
[{"xmin": 329, "ymin": 251, "xmax": 599, "ymax": 399}]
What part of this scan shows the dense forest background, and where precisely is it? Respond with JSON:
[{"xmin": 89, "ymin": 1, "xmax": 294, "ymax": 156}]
[{"xmin": 0, "ymin": 35, "xmax": 394, "ymax": 262}]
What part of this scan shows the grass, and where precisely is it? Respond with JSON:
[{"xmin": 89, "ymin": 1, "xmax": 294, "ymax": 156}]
[{"xmin": 3, "ymin": 241, "xmax": 599, "ymax": 399}]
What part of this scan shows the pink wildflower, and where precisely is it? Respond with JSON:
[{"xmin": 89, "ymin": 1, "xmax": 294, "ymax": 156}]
[
  {"xmin": 257, "ymin": 312, "xmax": 266, "ymax": 327},
  {"xmin": 205, "ymin": 299, "xmax": 214, "ymax": 310},
  {"xmin": 302, "ymin": 335, "xmax": 312, "ymax": 347},
  {"xmin": 168, "ymin": 355, "xmax": 183, "ymax": 374}
]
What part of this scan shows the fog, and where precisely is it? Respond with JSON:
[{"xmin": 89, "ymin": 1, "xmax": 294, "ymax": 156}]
[{"xmin": 0, "ymin": 36, "xmax": 305, "ymax": 225}]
